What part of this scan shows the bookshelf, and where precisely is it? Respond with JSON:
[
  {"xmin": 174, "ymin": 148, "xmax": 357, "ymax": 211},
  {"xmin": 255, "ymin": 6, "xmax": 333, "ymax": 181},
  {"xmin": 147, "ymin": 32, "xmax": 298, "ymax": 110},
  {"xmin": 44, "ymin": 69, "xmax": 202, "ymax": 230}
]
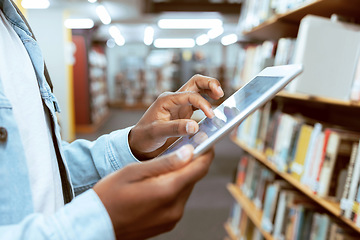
[
  {"xmin": 276, "ymin": 91, "xmax": 360, "ymax": 108},
  {"xmin": 230, "ymin": 136, "xmax": 360, "ymax": 234},
  {"xmin": 72, "ymin": 34, "xmax": 110, "ymax": 134},
  {"xmin": 243, "ymin": 0, "xmax": 360, "ymax": 40},
  {"xmin": 224, "ymin": 222, "xmax": 238, "ymax": 240},
  {"xmin": 225, "ymin": 0, "xmax": 360, "ymax": 238},
  {"xmin": 227, "ymin": 183, "xmax": 275, "ymax": 240}
]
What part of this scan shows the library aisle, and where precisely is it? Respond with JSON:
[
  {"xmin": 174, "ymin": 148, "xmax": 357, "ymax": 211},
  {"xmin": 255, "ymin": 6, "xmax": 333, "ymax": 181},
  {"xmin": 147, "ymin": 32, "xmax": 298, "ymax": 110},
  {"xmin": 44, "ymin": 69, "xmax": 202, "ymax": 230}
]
[{"xmin": 77, "ymin": 108, "xmax": 241, "ymax": 240}]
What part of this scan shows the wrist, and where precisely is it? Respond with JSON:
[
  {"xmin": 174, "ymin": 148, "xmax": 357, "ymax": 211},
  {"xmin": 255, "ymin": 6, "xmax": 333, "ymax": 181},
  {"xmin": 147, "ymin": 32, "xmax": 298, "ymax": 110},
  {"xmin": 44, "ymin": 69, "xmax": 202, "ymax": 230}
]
[{"xmin": 128, "ymin": 127, "xmax": 145, "ymax": 160}]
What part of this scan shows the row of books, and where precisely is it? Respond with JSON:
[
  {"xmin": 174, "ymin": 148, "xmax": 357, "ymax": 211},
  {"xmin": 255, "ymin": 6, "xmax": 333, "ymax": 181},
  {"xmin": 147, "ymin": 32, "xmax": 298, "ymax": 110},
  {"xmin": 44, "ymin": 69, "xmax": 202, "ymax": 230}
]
[
  {"xmin": 236, "ymin": 105, "xmax": 360, "ymax": 225},
  {"xmin": 238, "ymin": 0, "xmax": 314, "ymax": 32},
  {"xmin": 228, "ymin": 202, "xmax": 264, "ymax": 240},
  {"xmin": 230, "ymin": 155, "xmax": 360, "ymax": 239},
  {"xmin": 231, "ymin": 38, "xmax": 296, "ymax": 90}
]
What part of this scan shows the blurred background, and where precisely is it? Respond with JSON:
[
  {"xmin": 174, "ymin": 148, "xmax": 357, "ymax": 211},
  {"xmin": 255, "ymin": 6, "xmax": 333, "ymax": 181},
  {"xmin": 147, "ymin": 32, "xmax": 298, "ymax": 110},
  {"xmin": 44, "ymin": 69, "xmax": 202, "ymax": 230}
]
[
  {"xmin": 18, "ymin": 0, "xmax": 244, "ymax": 239},
  {"xmin": 18, "ymin": 0, "xmax": 243, "ymax": 141}
]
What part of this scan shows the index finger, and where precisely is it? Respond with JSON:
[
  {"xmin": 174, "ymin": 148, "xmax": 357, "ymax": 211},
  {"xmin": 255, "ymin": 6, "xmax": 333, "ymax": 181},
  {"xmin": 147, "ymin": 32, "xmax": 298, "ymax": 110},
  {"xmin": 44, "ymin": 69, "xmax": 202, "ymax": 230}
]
[{"xmin": 178, "ymin": 74, "xmax": 224, "ymax": 100}]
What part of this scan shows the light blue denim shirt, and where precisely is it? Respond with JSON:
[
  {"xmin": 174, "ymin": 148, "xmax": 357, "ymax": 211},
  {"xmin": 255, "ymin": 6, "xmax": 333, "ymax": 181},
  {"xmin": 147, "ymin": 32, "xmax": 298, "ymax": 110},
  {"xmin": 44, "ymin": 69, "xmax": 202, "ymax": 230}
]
[{"xmin": 0, "ymin": 0, "xmax": 140, "ymax": 239}]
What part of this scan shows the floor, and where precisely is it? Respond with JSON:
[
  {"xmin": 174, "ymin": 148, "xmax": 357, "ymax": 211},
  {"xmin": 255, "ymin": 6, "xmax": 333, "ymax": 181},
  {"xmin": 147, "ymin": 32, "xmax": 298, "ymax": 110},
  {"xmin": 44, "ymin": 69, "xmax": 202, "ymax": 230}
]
[{"xmin": 77, "ymin": 108, "xmax": 242, "ymax": 240}]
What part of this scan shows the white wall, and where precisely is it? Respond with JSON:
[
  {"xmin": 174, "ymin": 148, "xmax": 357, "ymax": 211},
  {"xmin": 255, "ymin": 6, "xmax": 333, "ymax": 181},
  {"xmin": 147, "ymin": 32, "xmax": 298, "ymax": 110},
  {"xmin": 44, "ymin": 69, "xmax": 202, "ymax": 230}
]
[{"xmin": 27, "ymin": 9, "xmax": 75, "ymax": 141}]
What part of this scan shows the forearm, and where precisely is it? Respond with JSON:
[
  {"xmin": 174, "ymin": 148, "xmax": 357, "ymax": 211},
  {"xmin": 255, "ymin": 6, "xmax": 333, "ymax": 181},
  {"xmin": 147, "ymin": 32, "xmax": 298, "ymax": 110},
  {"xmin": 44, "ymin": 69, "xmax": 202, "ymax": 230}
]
[
  {"xmin": 62, "ymin": 127, "xmax": 140, "ymax": 195},
  {"xmin": 0, "ymin": 190, "xmax": 114, "ymax": 240}
]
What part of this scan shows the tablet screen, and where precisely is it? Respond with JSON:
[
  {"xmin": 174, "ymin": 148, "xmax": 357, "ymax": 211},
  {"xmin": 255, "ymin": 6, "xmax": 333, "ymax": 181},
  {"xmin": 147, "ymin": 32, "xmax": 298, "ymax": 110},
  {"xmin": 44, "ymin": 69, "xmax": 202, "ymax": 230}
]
[{"xmin": 160, "ymin": 76, "xmax": 283, "ymax": 156}]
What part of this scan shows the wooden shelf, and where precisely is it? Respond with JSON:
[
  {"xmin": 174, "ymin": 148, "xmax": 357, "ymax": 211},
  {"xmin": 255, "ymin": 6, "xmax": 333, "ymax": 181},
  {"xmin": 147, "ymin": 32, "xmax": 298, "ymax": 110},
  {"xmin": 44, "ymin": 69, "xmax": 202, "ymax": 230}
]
[
  {"xmin": 243, "ymin": 0, "xmax": 360, "ymax": 40},
  {"xmin": 227, "ymin": 183, "xmax": 274, "ymax": 240},
  {"xmin": 224, "ymin": 222, "xmax": 238, "ymax": 240},
  {"xmin": 231, "ymin": 136, "xmax": 360, "ymax": 234},
  {"xmin": 276, "ymin": 91, "xmax": 360, "ymax": 107}
]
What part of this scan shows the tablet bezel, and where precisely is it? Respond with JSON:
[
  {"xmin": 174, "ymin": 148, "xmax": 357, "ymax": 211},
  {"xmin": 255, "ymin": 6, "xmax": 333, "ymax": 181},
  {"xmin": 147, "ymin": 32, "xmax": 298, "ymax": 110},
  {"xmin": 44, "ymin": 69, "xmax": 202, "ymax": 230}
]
[{"xmin": 161, "ymin": 64, "xmax": 303, "ymax": 158}]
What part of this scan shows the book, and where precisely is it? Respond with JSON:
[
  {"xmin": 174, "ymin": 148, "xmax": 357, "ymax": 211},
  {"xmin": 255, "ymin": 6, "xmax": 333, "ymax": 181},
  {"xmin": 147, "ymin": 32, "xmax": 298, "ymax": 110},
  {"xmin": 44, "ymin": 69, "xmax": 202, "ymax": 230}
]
[
  {"xmin": 229, "ymin": 202, "xmax": 242, "ymax": 236},
  {"xmin": 272, "ymin": 114, "xmax": 299, "ymax": 172},
  {"xmin": 253, "ymin": 167, "xmax": 276, "ymax": 209},
  {"xmin": 290, "ymin": 123, "xmax": 314, "ymax": 181},
  {"xmin": 242, "ymin": 157, "xmax": 256, "ymax": 198},
  {"xmin": 274, "ymin": 38, "xmax": 296, "ymax": 66},
  {"xmin": 318, "ymin": 129, "xmax": 360, "ymax": 199},
  {"xmin": 236, "ymin": 155, "xmax": 249, "ymax": 187},
  {"xmin": 301, "ymin": 122, "xmax": 323, "ymax": 187},
  {"xmin": 273, "ymin": 190, "xmax": 299, "ymax": 238},
  {"xmin": 307, "ymin": 131, "xmax": 325, "ymax": 192},
  {"xmin": 314, "ymin": 129, "xmax": 333, "ymax": 194},
  {"xmin": 343, "ymin": 141, "xmax": 360, "ymax": 219},
  {"xmin": 256, "ymin": 101, "xmax": 272, "ymax": 152},
  {"xmin": 261, "ymin": 180, "xmax": 292, "ymax": 233},
  {"xmin": 264, "ymin": 110, "xmax": 283, "ymax": 159}
]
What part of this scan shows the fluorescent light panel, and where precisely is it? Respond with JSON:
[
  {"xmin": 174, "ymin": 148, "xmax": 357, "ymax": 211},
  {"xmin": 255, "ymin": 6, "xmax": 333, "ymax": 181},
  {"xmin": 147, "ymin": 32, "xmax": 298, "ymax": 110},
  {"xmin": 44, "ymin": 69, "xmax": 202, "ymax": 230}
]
[
  {"xmin": 144, "ymin": 26, "xmax": 154, "ymax": 46},
  {"xmin": 154, "ymin": 38, "xmax": 195, "ymax": 48},
  {"xmin": 196, "ymin": 34, "xmax": 209, "ymax": 46},
  {"xmin": 221, "ymin": 34, "xmax": 238, "ymax": 46},
  {"xmin": 22, "ymin": 0, "xmax": 50, "ymax": 9},
  {"xmin": 109, "ymin": 26, "xmax": 125, "ymax": 46},
  {"xmin": 208, "ymin": 26, "xmax": 224, "ymax": 39},
  {"xmin": 64, "ymin": 19, "xmax": 94, "ymax": 29},
  {"xmin": 96, "ymin": 5, "xmax": 111, "ymax": 25},
  {"xmin": 88, "ymin": 0, "xmax": 97, "ymax": 3},
  {"xmin": 158, "ymin": 19, "xmax": 222, "ymax": 29}
]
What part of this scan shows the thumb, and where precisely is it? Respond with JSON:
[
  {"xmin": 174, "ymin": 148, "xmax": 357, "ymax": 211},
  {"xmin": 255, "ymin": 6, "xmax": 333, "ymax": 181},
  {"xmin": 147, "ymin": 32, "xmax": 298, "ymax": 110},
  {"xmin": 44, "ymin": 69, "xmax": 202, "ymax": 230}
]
[
  {"xmin": 129, "ymin": 145, "xmax": 194, "ymax": 182},
  {"xmin": 153, "ymin": 119, "xmax": 199, "ymax": 138}
]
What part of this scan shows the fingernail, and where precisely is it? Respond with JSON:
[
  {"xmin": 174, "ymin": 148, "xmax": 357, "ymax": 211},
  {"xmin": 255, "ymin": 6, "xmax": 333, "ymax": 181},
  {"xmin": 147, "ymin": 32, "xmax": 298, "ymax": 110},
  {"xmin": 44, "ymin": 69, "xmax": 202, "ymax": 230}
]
[
  {"xmin": 176, "ymin": 145, "xmax": 193, "ymax": 161},
  {"xmin": 208, "ymin": 108, "xmax": 215, "ymax": 119},
  {"xmin": 218, "ymin": 86, "xmax": 224, "ymax": 97},
  {"xmin": 186, "ymin": 121, "xmax": 198, "ymax": 134}
]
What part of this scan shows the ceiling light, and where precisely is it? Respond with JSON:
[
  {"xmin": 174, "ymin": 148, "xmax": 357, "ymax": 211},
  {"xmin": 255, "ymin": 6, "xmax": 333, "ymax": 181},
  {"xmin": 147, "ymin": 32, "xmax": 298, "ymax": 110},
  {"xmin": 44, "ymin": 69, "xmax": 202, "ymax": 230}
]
[
  {"xmin": 21, "ymin": 0, "xmax": 50, "ymax": 9},
  {"xmin": 221, "ymin": 34, "xmax": 238, "ymax": 46},
  {"xmin": 196, "ymin": 34, "xmax": 210, "ymax": 46},
  {"xmin": 106, "ymin": 39, "xmax": 116, "ymax": 48},
  {"xmin": 208, "ymin": 26, "xmax": 224, "ymax": 39},
  {"xmin": 154, "ymin": 38, "xmax": 195, "ymax": 48},
  {"xmin": 64, "ymin": 19, "xmax": 94, "ymax": 29},
  {"xmin": 144, "ymin": 26, "xmax": 154, "ymax": 46},
  {"xmin": 158, "ymin": 19, "xmax": 222, "ymax": 29},
  {"xmin": 88, "ymin": 0, "xmax": 97, "ymax": 3},
  {"xmin": 96, "ymin": 5, "xmax": 111, "ymax": 25},
  {"xmin": 109, "ymin": 26, "xmax": 125, "ymax": 46}
]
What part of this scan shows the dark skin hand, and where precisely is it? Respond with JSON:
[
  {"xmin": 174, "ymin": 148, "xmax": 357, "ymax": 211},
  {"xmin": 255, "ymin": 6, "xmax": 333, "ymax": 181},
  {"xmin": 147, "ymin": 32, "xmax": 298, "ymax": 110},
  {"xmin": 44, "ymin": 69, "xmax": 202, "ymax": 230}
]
[
  {"xmin": 129, "ymin": 74, "xmax": 224, "ymax": 160},
  {"xmin": 94, "ymin": 74, "xmax": 222, "ymax": 239},
  {"xmin": 93, "ymin": 145, "xmax": 214, "ymax": 240}
]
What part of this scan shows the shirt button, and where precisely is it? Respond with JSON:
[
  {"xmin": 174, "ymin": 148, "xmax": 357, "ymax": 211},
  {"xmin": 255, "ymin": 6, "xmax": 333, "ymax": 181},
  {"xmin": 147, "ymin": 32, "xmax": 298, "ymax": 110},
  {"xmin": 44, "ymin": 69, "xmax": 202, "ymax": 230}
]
[{"xmin": 0, "ymin": 127, "xmax": 8, "ymax": 142}]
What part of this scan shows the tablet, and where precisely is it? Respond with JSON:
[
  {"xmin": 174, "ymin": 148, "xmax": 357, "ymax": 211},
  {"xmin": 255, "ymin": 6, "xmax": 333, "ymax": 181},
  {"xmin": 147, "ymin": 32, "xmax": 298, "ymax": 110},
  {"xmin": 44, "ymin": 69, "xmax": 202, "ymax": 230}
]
[{"xmin": 159, "ymin": 64, "xmax": 303, "ymax": 158}]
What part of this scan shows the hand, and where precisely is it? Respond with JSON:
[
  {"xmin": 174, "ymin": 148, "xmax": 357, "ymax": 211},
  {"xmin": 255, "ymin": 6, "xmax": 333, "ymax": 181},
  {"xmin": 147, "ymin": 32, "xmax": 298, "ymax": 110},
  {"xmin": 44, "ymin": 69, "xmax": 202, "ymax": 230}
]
[
  {"xmin": 129, "ymin": 74, "xmax": 224, "ymax": 160},
  {"xmin": 93, "ymin": 145, "xmax": 214, "ymax": 240}
]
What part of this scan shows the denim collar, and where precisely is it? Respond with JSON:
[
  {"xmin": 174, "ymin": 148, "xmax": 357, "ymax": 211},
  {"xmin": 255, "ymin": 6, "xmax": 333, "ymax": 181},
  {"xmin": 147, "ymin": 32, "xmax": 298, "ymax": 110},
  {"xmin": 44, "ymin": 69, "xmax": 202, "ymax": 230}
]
[{"xmin": 0, "ymin": 0, "xmax": 33, "ymax": 37}]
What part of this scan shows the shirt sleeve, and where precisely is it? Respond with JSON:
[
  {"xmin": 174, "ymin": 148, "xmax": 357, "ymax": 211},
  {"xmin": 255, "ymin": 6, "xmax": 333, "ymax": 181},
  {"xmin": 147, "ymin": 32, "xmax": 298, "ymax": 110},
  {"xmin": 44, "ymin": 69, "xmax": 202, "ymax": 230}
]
[
  {"xmin": 62, "ymin": 126, "xmax": 141, "ymax": 195},
  {"xmin": 0, "ymin": 189, "xmax": 115, "ymax": 240}
]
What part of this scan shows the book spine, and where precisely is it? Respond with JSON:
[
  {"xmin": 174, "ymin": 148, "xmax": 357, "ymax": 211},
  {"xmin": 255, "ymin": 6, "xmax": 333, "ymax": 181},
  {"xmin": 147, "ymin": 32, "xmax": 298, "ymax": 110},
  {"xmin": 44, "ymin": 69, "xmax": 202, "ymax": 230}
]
[
  {"xmin": 340, "ymin": 143, "xmax": 358, "ymax": 216},
  {"xmin": 314, "ymin": 129, "xmax": 332, "ymax": 194},
  {"xmin": 345, "ymin": 141, "xmax": 360, "ymax": 219}
]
